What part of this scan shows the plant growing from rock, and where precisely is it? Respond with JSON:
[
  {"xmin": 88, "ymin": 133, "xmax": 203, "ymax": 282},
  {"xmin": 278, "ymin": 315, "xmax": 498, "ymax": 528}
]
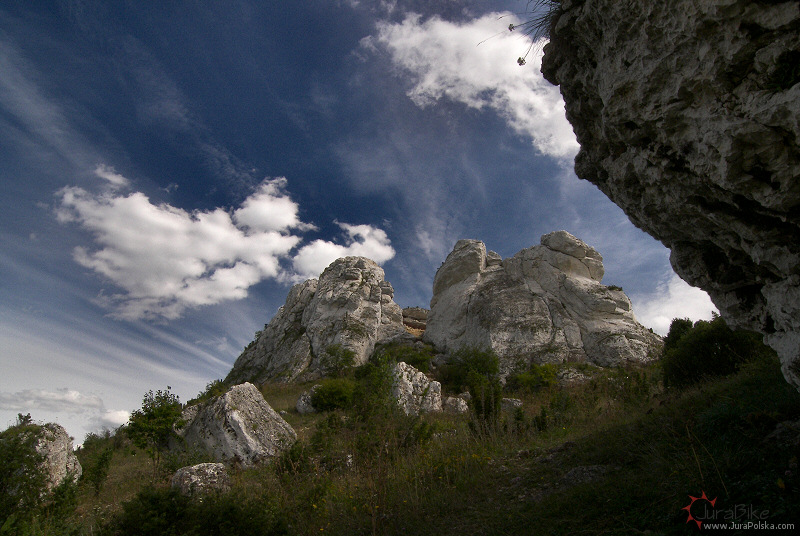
[
  {"xmin": 126, "ymin": 387, "xmax": 184, "ymax": 482},
  {"xmin": 321, "ymin": 344, "xmax": 356, "ymax": 377}
]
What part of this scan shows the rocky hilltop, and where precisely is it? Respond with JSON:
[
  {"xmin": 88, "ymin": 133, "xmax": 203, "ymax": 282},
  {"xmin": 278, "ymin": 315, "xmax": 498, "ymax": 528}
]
[
  {"xmin": 226, "ymin": 257, "xmax": 407, "ymax": 384},
  {"xmin": 424, "ymin": 231, "xmax": 661, "ymax": 373},
  {"xmin": 541, "ymin": 1, "xmax": 800, "ymax": 387}
]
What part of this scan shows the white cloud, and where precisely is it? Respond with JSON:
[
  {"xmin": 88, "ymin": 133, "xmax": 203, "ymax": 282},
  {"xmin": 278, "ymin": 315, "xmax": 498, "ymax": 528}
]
[
  {"xmin": 631, "ymin": 273, "xmax": 718, "ymax": 335},
  {"xmin": 90, "ymin": 410, "xmax": 131, "ymax": 431},
  {"xmin": 55, "ymin": 176, "xmax": 394, "ymax": 319},
  {"xmin": 94, "ymin": 164, "xmax": 129, "ymax": 189},
  {"xmin": 291, "ymin": 222, "xmax": 396, "ymax": 280},
  {"xmin": 0, "ymin": 388, "xmax": 104, "ymax": 413},
  {"xmin": 233, "ymin": 179, "xmax": 316, "ymax": 233},
  {"xmin": 369, "ymin": 12, "xmax": 578, "ymax": 159}
]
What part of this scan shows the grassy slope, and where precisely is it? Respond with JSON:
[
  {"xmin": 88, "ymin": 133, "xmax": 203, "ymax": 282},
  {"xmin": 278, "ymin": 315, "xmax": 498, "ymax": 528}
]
[{"xmin": 64, "ymin": 356, "xmax": 800, "ymax": 535}]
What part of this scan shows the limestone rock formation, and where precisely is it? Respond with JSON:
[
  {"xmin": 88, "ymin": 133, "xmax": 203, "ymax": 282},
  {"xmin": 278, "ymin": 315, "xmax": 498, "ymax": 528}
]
[
  {"xmin": 179, "ymin": 383, "xmax": 296, "ymax": 467},
  {"xmin": 392, "ymin": 361, "xmax": 442, "ymax": 415},
  {"xmin": 226, "ymin": 257, "xmax": 406, "ymax": 384},
  {"xmin": 541, "ymin": 0, "xmax": 800, "ymax": 387},
  {"xmin": 402, "ymin": 307, "xmax": 428, "ymax": 332},
  {"xmin": 424, "ymin": 232, "xmax": 661, "ymax": 373},
  {"xmin": 171, "ymin": 463, "xmax": 231, "ymax": 496},
  {"xmin": 34, "ymin": 423, "xmax": 82, "ymax": 492}
]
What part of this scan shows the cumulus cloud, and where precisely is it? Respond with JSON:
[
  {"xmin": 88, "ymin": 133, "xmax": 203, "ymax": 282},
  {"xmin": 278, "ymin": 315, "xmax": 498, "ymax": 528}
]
[
  {"xmin": 368, "ymin": 12, "xmax": 578, "ymax": 159},
  {"xmin": 291, "ymin": 222, "xmax": 396, "ymax": 281},
  {"xmin": 631, "ymin": 273, "xmax": 718, "ymax": 335},
  {"xmin": 55, "ymin": 174, "xmax": 394, "ymax": 319}
]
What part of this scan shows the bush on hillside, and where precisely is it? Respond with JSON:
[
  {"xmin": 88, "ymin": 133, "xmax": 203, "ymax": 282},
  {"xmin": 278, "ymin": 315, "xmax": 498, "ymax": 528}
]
[
  {"xmin": 102, "ymin": 486, "xmax": 288, "ymax": 536},
  {"xmin": 506, "ymin": 363, "xmax": 558, "ymax": 394},
  {"xmin": 310, "ymin": 378, "xmax": 357, "ymax": 411},
  {"xmin": 321, "ymin": 344, "xmax": 356, "ymax": 377},
  {"xmin": 372, "ymin": 342, "xmax": 435, "ymax": 372},
  {"xmin": 0, "ymin": 415, "xmax": 47, "ymax": 525},
  {"xmin": 438, "ymin": 347, "xmax": 502, "ymax": 424},
  {"xmin": 662, "ymin": 315, "xmax": 774, "ymax": 388}
]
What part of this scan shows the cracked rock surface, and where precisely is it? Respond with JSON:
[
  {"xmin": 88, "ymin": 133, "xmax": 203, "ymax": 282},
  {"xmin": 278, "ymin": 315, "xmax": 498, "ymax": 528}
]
[{"xmin": 542, "ymin": 0, "xmax": 800, "ymax": 388}]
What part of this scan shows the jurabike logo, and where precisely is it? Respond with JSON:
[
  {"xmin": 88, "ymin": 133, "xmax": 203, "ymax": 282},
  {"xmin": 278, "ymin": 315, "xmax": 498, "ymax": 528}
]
[
  {"xmin": 682, "ymin": 491, "xmax": 717, "ymax": 529},
  {"xmin": 680, "ymin": 492, "xmax": 794, "ymax": 531}
]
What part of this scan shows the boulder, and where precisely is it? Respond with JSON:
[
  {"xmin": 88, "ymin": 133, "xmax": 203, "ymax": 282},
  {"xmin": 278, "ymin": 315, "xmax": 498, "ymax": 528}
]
[
  {"xmin": 34, "ymin": 423, "xmax": 81, "ymax": 492},
  {"xmin": 442, "ymin": 396, "xmax": 469, "ymax": 415},
  {"xmin": 296, "ymin": 385, "xmax": 321, "ymax": 415},
  {"xmin": 226, "ymin": 257, "xmax": 406, "ymax": 384},
  {"xmin": 541, "ymin": 0, "xmax": 800, "ymax": 388},
  {"xmin": 392, "ymin": 362, "xmax": 442, "ymax": 415},
  {"xmin": 179, "ymin": 383, "xmax": 296, "ymax": 467},
  {"xmin": 424, "ymin": 232, "xmax": 662, "ymax": 374},
  {"xmin": 171, "ymin": 463, "xmax": 231, "ymax": 496}
]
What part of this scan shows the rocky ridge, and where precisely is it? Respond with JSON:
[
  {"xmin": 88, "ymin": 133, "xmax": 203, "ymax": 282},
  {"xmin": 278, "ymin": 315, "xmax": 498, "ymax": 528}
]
[
  {"xmin": 226, "ymin": 257, "xmax": 406, "ymax": 384},
  {"xmin": 541, "ymin": 0, "xmax": 800, "ymax": 387},
  {"xmin": 424, "ymin": 231, "xmax": 662, "ymax": 374}
]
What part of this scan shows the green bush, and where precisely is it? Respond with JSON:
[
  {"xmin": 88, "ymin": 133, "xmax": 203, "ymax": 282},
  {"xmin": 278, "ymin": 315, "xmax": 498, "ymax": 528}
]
[
  {"xmin": 438, "ymin": 347, "xmax": 502, "ymax": 425},
  {"xmin": 186, "ymin": 379, "xmax": 227, "ymax": 406},
  {"xmin": 102, "ymin": 487, "xmax": 289, "ymax": 536},
  {"xmin": 127, "ymin": 387, "xmax": 184, "ymax": 481},
  {"xmin": 310, "ymin": 378, "xmax": 357, "ymax": 411},
  {"xmin": 438, "ymin": 347, "xmax": 500, "ymax": 392},
  {"xmin": 372, "ymin": 342, "xmax": 435, "ymax": 372},
  {"xmin": 0, "ymin": 415, "xmax": 47, "ymax": 526},
  {"xmin": 506, "ymin": 363, "xmax": 558, "ymax": 393},
  {"xmin": 321, "ymin": 344, "xmax": 357, "ymax": 377},
  {"xmin": 662, "ymin": 315, "xmax": 774, "ymax": 388}
]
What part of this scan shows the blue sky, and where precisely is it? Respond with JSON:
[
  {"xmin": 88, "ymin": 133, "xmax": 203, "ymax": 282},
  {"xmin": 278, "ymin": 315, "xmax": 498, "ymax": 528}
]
[{"xmin": 0, "ymin": 0, "xmax": 715, "ymax": 442}]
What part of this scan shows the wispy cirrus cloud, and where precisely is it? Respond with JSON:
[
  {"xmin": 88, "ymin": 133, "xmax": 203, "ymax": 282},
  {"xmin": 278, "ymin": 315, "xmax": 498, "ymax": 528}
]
[
  {"xmin": 55, "ymin": 172, "xmax": 394, "ymax": 320},
  {"xmin": 367, "ymin": 12, "xmax": 578, "ymax": 160}
]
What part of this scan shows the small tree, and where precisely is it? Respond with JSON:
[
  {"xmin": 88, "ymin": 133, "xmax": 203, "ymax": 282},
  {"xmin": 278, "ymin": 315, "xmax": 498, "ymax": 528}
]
[
  {"xmin": 127, "ymin": 387, "xmax": 184, "ymax": 481},
  {"xmin": 0, "ymin": 415, "xmax": 47, "ymax": 526}
]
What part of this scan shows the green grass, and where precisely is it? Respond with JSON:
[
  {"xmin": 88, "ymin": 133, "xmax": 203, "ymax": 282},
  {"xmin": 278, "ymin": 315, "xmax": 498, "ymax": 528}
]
[{"xmin": 11, "ymin": 351, "xmax": 800, "ymax": 535}]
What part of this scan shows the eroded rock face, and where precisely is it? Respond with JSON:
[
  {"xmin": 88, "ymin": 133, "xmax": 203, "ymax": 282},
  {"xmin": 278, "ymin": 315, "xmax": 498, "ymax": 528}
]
[
  {"xmin": 424, "ymin": 232, "xmax": 661, "ymax": 373},
  {"xmin": 179, "ymin": 383, "xmax": 296, "ymax": 467},
  {"xmin": 171, "ymin": 463, "xmax": 231, "ymax": 496},
  {"xmin": 34, "ymin": 423, "xmax": 82, "ymax": 492},
  {"xmin": 226, "ymin": 257, "xmax": 406, "ymax": 384},
  {"xmin": 541, "ymin": 0, "xmax": 800, "ymax": 387},
  {"xmin": 392, "ymin": 361, "xmax": 442, "ymax": 415}
]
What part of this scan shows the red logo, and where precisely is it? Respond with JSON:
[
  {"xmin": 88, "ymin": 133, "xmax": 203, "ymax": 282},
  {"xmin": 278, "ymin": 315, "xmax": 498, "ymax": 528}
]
[{"xmin": 682, "ymin": 491, "xmax": 717, "ymax": 528}]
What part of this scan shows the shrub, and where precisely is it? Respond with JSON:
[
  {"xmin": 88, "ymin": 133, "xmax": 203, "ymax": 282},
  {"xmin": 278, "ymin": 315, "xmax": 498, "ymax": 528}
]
[
  {"xmin": 662, "ymin": 315, "xmax": 774, "ymax": 388},
  {"xmin": 438, "ymin": 347, "xmax": 502, "ymax": 425},
  {"xmin": 372, "ymin": 342, "xmax": 435, "ymax": 372},
  {"xmin": 103, "ymin": 486, "xmax": 289, "ymax": 536},
  {"xmin": 186, "ymin": 379, "xmax": 227, "ymax": 406},
  {"xmin": 506, "ymin": 363, "xmax": 558, "ymax": 393},
  {"xmin": 127, "ymin": 387, "xmax": 184, "ymax": 481},
  {"xmin": 310, "ymin": 378, "xmax": 357, "ymax": 411},
  {"xmin": 0, "ymin": 415, "xmax": 47, "ymax": 525},
  {"xmin": 438, "ymin": 346, "xmax": 500, "ymax": 392},
  {"xmin": 321, "ymin": 344, "xmax": 357, "ymax": 377}
]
